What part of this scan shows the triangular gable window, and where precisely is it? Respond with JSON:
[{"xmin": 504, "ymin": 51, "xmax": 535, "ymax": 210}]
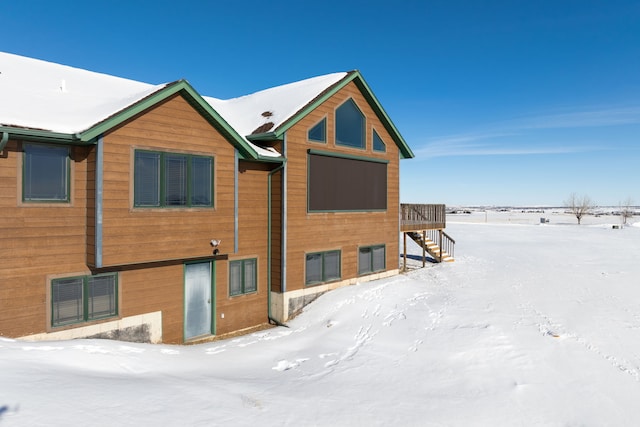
[
  {"xmin": 308, "ymin": 118, "xmax": 326, "ymax": 143},
  {"xmin": 373, "ymin": 129, "xmax": 386, "ymax": 152}
]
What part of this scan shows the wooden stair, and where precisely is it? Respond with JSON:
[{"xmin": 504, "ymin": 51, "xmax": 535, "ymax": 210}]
[{"xmin": 407, "ymin": 231, "xmax": 455, "ymax": 263}]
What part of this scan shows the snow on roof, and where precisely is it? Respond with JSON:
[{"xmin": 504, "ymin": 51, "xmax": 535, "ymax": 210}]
[
  {"xmin": 0, "ymin": 52, "xmax": 347, "ymax": 159},
  {"xmin": 0, "ymin": 52, "xmax": 167, "ymax": 134},
  {"xmin": 204, "ymin": 72, "xmax": 348, "ymax": 141}
]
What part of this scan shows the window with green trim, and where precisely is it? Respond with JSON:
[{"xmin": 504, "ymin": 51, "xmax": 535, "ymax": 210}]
[
  {"xmin": 308, "ymin": 118, "xmax": 326, "ymax": 143},
  {"xmin": 305, "ymin": 250, "xmax": 341, "ymax": 285},
  {"xmin": 23, "ymin": 143, "xmax": 70, "ymax": 202},
  {"xmin": 358, "ymin": 245, "xmax": 386, "ymax": 275},
  {"xmin": 335, "ymin": 99, "xmax": 365, "ymax": 149},
  {"xmin": 229, "ymin": 259, "xmax": 257, "ymax": 296},
  {"xmin": 51, "ymin": 273, "xmax": 118, "ymax": 327},
  {"xmin": 134, "ymin": 150, "xmax": 213, "ymax": 208},
  {"xmin": 373, "ymin": 129, "xmax": 386, "ymax": 152}
]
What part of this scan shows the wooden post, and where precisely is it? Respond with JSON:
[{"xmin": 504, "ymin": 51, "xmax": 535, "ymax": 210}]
[
  {"xmin": 422, "ymin": 230, "xmax": 426, "ymax": 267},
  {"xmin": 403, "ymin": 232, "xmax": 407, "ymax": 272},
  {"xmin": 439, "ymin": 229, "xmax": 443, "ymax": 262}
]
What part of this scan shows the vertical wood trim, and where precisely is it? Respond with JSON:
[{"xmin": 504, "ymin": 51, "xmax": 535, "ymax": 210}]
[
  {"xmin": 211, "ymin": 260, "xmax": 217, "ymax": 335},
  {"xmin": 422, "ymin": 230, "xmax": 426, "ymax": 267},
  {"xmin": 95, "ymin": 135, "xmax": 104, "ymax": 268},
  {"xmin": 234, "ymin": 149, "xmax": 239, "ymax": 254},
  {"xmin": 403, "ymin": 232, "xmax": 407, "ymax": 271}
]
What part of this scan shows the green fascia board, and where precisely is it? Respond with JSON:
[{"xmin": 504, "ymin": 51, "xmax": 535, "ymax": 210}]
[
  {"xmin": 256, "ymin": 154, "xmax": 285, "ymax": 163},
  {"xmin": 307, "ymin": 148, "xmax": 390, "ymax": 164},
  {"xmin": 0, "ymin": 126, "xmax": 84, "ymax": 144},
  {"xmin": 78, "ymin": 80, "xmax": 261, "ymax": 160},
  {"xmin": 248, "ymin": 70, "xmax": 415, "ymax": 159},
  {"xmin": 352, "ymin": 75, "xmax": 415, "ymax": 159}
]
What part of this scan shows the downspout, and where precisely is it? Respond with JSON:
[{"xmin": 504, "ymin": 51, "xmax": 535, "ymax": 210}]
[
  {"xmin": 95, "ymin": 135, "xmax": 104, "ymax": 268},
  {"xmin": 281, "ymin": 133, "xmax": 288, "ymax": 293},
  {"xmin": 0, "ymin": 132, "xmax": 8, "ymax": 152},
  {"xmin": 234, "ymin": 149, "xmax": 239, "ymax": 254},
  {"xmin": 397, "ymin": 151, "xmax": 401, "ymax": 272},
  {"xmin": 268, "ymin": 161, "xmax": 286, "ymax": 327}
]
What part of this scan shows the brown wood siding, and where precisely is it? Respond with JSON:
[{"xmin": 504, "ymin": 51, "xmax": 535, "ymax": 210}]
[
  {"xmin": 270, "ymin": 170, "xmax": 282, "ymax": 293},
  {"xmin": 0, "ymin": 140, "xmax": 91, "ymax": 337},
  {"xmin": 100, "ymin": 95, "xmax": 236, "ymax": 266},
  {"xmin": 86, "ymin": 148, "xmax": 96, "ymax": 264},
  {"xmin": 118, "ymin": 264, "xmax": 184, "ymax": 343},
  {"xmin": 283, "ymin": 82, "xmax": 400, "ymax": 291},
  {"xmin": 215, "ymin": 160, "xmax": 270, "ymax": 335}
]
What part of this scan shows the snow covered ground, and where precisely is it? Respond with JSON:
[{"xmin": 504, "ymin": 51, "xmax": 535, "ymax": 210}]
[{"xmin": 2, "ymin": 211, "xmax": 640, "ymax": 426}]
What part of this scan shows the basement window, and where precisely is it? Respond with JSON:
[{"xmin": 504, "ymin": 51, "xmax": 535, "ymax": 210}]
[
  {"xmin": 229, "ymin": 259, "xmax": 257, "ymax": 296},
  {"xmin": 51, "ymin": 273, "xmax": 118, "ymax": 327},
  {"xmin": 305, "ymin": 250, "xmax": 341, "ymax": 285},
  {"xmin": 23, "ymin": 143, "xmax": 70, "ymax": 202},
  {"xmin": 358, "ymin": 245, "xmax": 386, "ymax": 275}
]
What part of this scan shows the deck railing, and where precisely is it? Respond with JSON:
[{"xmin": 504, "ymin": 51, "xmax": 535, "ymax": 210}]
[
  {"xmin": 432, "ymin": 229, "xmax": 455, "ymax": 260},
  {"xmin": 400, "ymin": 204, "xmax": 446, "ymax": 231}
]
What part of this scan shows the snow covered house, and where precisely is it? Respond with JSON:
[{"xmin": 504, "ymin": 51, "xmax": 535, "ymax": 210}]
[{"xmin": 0, "ymin": 51, "xmax": 422, "ymax": 344}]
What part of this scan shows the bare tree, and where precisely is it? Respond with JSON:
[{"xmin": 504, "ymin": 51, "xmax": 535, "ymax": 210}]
[
  {"xmin": 620, "ymin": 197, "xmax": 634, "ymax": 225},
  {"xmin": 564, "ymin": 193, "xmax": 595, "ymax": 225}
]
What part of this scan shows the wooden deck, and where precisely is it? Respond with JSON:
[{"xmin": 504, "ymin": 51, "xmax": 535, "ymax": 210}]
[{"xmin": 400, "ymin": 203, "xmax": 446, "ymax": 231}]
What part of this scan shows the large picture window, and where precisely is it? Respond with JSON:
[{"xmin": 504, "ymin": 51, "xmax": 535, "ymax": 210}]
[
  {"xmin": 23, "ymin": 143, "xmax": 70, "ymax": 202},
  {"xmin": 358, "ymin": 245, "xmax": 386, "ymax": 275},
  {"xmin": 308, "ymin": 151, "xmax": 387, "ymax": 211},
  {"xmin": 134, "ymin": 150, "xmax": 213, "ymax": 208},
  {"xmin": 229, "ymin": 259, "xmax": 257, "ymax": 296},
  {"xmin": 305, "ymin": 250, "xmax": 341, "ymax": 285},
  {"xmin": 51, "ymin": 273, "xmax": 118, "ymax": 327},
  {"xmin": 335, "ymin": 99, "xmax": 365, "ymax": 149}
]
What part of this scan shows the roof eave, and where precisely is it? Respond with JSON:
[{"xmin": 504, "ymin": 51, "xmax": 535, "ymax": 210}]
[
  {"xmin": 0, "ymin": 125, "xmax": 85, "ymax": 145},
  {"xmin": 256, "ymin": 154, "xmax": 286, "ymax": 163},
  {"xmin": 77, "ymin": 80, "xmax": 261, "ymax": 160},
  {"xmin": 246, "ymin": 132, "xmax": 279, "ymax": 142},
  {"xmin": 351, "ymin": 74, "xmax": 415, "ymax": 159},
  {"xmin": 268, "ymin": 71, "xmax": 415, "ymax": 159}
]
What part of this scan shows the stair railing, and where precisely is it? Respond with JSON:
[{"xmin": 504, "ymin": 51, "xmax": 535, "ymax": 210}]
[{"xmin": 440, "ymin": 230, "xmax": 455, "ymax": 260}]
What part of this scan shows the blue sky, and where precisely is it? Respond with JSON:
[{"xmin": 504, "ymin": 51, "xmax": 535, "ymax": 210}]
[{"xmin": 2, "ymin": 0, "xmax": 638, "ymax": 206}]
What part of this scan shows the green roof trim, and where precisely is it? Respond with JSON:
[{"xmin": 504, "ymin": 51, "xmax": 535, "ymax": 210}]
[
  {"xmin": 1, "ymin": 80, "xmax": 278, "ymax": 161},
  {"xmin": 248, "ymin": 70, "xmax": 415, "ymax": 159},
  {"xmin": 78, "ymin": 80, "xmax": 265, "ymax": 161},
  {"xmin": 308, "ymin": 148, "xmax": 390, "ymax": 164},
  {"xmin": 0, "ymin": 126, "xmax": 84, "ymax": 144}
]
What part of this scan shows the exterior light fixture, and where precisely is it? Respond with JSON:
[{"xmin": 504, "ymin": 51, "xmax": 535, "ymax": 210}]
[{"xmin": 210, "ymin": 239, "xmax": 221, "ymax": 255}]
